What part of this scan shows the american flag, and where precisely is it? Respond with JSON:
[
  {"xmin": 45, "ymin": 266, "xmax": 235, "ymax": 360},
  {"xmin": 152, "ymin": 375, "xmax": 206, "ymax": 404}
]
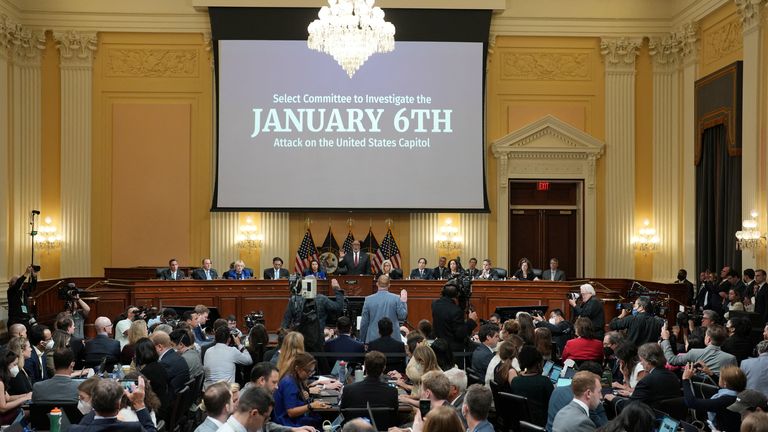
[
  {"xmin": 361, "ymin": 228, "xmax": 380, "ymax": 274},
  {"xmin": 374, "ymin": 228, "xmax": 402, "ymax": 270},
  {"xmin": 319, "ymin": 227, "xmax": 340, "ymax": 254},
  {"xmin": 294, "ymin": 229, "xmax": 319, "ymax": 273},
  {"xmin": 341, "ymin": 231, "xmax": 355, "ymax": 255}
]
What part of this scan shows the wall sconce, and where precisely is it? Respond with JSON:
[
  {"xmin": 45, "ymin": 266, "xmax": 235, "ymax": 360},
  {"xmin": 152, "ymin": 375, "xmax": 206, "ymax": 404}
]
[
  {"xmin": 436, "ymin": 218, "xmax": 463, "ymax": 251},
  {"xmin": 236, "ymin": 217, "xmax": 264, "ymax": 250},
  {"xmin": 631, "ymin": 219, "xmax": 659, "ymax": 255},
  {"xmin": 34, "ymin": 217, "xmax": 61, "ymax": 252},
  {"xmin": 736, "ymin": 210, "xmax": 765, "ymax": 256}
]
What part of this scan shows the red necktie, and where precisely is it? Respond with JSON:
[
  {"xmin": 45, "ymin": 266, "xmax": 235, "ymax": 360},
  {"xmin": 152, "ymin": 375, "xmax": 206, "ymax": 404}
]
[{"xmin": 354, "ymin": 253, "xmax": 359, "ymax": 266}]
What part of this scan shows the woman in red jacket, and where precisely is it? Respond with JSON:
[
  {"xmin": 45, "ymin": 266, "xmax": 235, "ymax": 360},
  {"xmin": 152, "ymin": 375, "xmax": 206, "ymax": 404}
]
[{"xmin": 561, "ymin": 317, "xmax": 604, "ymax": 362}]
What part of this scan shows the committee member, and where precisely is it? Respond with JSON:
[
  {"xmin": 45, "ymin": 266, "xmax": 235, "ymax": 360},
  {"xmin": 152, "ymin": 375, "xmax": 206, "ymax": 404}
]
[
  {"xmin": 410, "ymin": 258, "xmax": 434, "ymax": 280},
  {"xmin": 541, "ymin": 258, "xmax": 566, "ymax": 281},
  {"xmin": 477, "ymin": 259, "xmax": 500, "ymax": 281},
  {"xmin": 338, "ymin": 241, "xmax": 371, "ymax": 275},
  {"xmin": 376, "ymin": 259, "xmax": 402, "ymax": 280},
  {"xmin": 224, "ymin": 260, "xmax": 252, "ymax": 279},
  {"xmin": 433, "ymin": 257, "xmax": 449, "ymax": 280},
  {"xmin": 191, "ymin": 258, "xmax": 218, "ymax": 280},
  {"xmin": 569, "ymin": 283, "xmax": 605, "ymax": 338},
  {"xmin": 264, "ymin": 257, "xmax": 288, "ymax": 280},
  {"xmin": 512, "ymin": 257, "xmax": 537, "ymax": 281},
  {"xmin": 464, "ymin": 258, "xmax": 481, "ymax": 279},
  {"xmin": 159, "ymin": 258, "xmax": 185, "ymax": 280},
  {"xmin": 359, "ymin": 275, "xmax": 407, "ymax": 343},
  {"xmin": 302, "ymin": 259, "xmax": 326, "ymax": 280}
]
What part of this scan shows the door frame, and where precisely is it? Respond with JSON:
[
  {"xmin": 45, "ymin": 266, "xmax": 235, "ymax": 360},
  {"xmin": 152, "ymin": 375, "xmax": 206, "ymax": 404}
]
[{"xmin": 492, "ymin": 115, "xmax": 604, "ymax": 277}]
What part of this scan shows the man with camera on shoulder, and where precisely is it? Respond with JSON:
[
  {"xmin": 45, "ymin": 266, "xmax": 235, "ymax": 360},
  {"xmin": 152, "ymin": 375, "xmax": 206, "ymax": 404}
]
[
  {"xmin": 281, "ymin": 276, "xmax": 345, "ymax": 353},
  {"xmin": 608, "ymin": 296, "xmax": 663, "ymax": 346},
  {"xmin": 60, "ymin": 283, "xmax": 91, "ymax": 339},
  {"xmin": 432, "ymin": 280, "xmax": 478, "ymax": 354},
  {"xmin": 7, "ymin": 265, "xmax": 38, "ymax": 329}
]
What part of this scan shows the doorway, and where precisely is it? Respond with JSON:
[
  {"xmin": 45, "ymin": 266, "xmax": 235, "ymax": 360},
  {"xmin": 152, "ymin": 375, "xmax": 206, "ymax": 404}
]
[{"xmin": 508, "ymin": 180, "xmax": 582, "ymax": 278}]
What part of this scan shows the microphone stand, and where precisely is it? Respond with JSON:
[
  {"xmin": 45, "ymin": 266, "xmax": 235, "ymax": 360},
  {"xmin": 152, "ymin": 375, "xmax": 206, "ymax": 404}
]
[{"xmin": 29, "ymin": 210, "xmax": 40, "ymax": 269}]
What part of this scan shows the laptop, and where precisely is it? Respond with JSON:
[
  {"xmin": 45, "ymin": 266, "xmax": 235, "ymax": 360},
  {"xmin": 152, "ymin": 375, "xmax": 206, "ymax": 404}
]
[
  {"xmin": 656, "ymin": 415, "xmax": 679, "ymax": 432},
  {"xmin": 542, "ymin": 360, "xmax": 555, "ymax": 377},
  {"xmin": 556, "ymin": 377, "xmax": 572, "ymax": 387}
]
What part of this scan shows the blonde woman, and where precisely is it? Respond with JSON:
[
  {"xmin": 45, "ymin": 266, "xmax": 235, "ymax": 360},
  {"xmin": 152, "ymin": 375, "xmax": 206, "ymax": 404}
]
[
  {"xmin": 277, "ymin": 332, "xmax": 305, "ymax": 380},
  {"xmin": 6, "ymin": 337, "xmax": 32, "ymax": 395},
  {"xmin": 400, "ymin": 344, "xmax": 441, "ymax": 404},
  {"xmin": 121, "ymin": 319, "xmax": 148, "ymax": 365},
  {"xmin": 376, "ymin": 259, "xmax": 403, "ymax": 280}
]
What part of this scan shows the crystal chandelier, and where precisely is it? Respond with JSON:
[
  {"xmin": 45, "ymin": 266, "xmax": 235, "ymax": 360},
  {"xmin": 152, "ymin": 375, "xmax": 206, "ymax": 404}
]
[
  {"xmin": 631, "ymin": 219, "xmax": 659, "ymax": 255},
  {"xmin": 736, "ymin": 211, "xmax": 765, "ymax": 256},
  {"xmin": 307, "ymin": 0, "xmax": 396, "ymax": 78}
]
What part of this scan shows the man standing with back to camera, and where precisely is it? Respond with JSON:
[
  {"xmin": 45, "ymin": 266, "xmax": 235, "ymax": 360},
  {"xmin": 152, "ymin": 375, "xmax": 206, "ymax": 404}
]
[{"xmin": 432, "ymin": 280, "xmax": 479, "ymax": 354}]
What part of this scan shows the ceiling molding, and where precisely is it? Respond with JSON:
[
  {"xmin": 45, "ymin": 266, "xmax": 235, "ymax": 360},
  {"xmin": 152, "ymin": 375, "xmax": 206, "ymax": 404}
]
[{"xmin": 192, "ymin": 0, "xmax": 506, "ymax": 11}]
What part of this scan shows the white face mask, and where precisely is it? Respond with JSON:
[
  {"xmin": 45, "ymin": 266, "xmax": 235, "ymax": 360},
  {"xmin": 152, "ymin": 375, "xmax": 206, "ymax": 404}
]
[
  {"xmin": 548, "ymin": 317, "xmax": 558, "ymax": 325},
  {"xmin": 45, "ymin": 340, "xmax": 54, "ymax": 350},
  {"xmin": 9, "ymin": 366, "xmax": 19, "ymax": 378},
  {"xmin": 77, "ymin": 399, "xmax": 92, "ymax": 415}
]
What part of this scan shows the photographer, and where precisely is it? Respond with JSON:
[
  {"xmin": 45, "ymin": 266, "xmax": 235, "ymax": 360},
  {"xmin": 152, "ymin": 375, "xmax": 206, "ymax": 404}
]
[
  {"xmin": 60, "ymin": 283, "xmax": 90, "ymax": 339},
  {"xmin": 532, "ymin": 309, "xmax": 573, "ymax": 353},
  {"xmin": 568, "ymin": 284, "xmax": 605, "ymax": 338},
  {"xmin": 115, "ymin": 306, "xmax": 140, "ymax": 349},
  {"xmin": 432, "ymin": 280, "xmax": 478, "ymax": 353},
  {"xmin": 7, "ymin": 265, "xmax": 37, "ymax": 329},
  {"xmin": 203, "ymin": 326, "xmax": 253, "ymax": 388},
  {"xmin": 280, "ymin": 277, "xmax": 345, "ymax": 353},
  {"xmin": 608, "ymin": 296, "xmax": 663, "ymax": 346}
]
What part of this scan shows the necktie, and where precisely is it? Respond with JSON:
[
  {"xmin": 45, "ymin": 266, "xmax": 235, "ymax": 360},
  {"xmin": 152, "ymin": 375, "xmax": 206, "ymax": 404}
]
[
  {"xmin": 420, "ymin": 270, "xmax": 424, "ymax": 278},
  {"xmin": 275, "ymin": 269, "xmax": 279, "ymax": 279},
  {"xmin": 354, "ymin": 253, "xmax": 359, "ymax": 266},
  {"xmin": 551, "ymin": 272, "xmax": 555, "ymax": 281},
  {"xmin": 205, "ymin": 270, "xmax": 210, "ymax": 280},
  {"xmin": 172, "ymin": 272, "xmax": 176, "ymax": 280}
]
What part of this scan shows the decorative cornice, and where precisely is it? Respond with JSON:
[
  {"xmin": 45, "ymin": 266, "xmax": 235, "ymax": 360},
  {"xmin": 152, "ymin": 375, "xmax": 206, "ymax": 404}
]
[
  {"xmin": 649, "ymin": 22, "xmax": 699, "ymax": 70},
  {"xmin": 492, "ymin": 115, "xmax": 605, "ymax": 159},
  {"xmin": 600, "ymin": 37, "xmax": 642, "ymax": 72},
  {"xmin": 53, "ymin": 30, "xmax": 97, "ymax": 67},
  {"xmin": 0, "ymin": 13, "xmax": 44, "ymax": 64},
  {"xmin": 735, "ymin": 0, "xmax": 766, "ymax": 34}
]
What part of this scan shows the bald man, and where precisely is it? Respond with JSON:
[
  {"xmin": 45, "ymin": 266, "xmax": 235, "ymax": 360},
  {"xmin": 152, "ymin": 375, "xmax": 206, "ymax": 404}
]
[
  {"xmin": 338, "ymin": 240, "xmax": 371, "ymax": 275},
  {"xmin": 83, "ymin": 317, "xmax": 120, "ymax": 371}
]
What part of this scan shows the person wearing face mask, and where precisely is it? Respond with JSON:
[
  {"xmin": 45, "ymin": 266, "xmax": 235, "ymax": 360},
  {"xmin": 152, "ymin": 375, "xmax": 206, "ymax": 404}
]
[
  {"xmin": 608, "ymin": 296, "xmax": 663, "ymax": 346},
  {"xmin": 76, "ymin": 376, "xmax": 100, "ymax": 417},
  {"xmin": 0, "ymin": 351, "xmax": 33, "ymax": 425},
  {"xmin": 532, "ymin": 308, "xmax": 573, "ymax": 354},
  {"xmin": 70, "ymin": 376, "xmax": 156, "ymax": 432},
  {"xmin": 24, "ymin": 324, "xmax": 52, "ymax": 384}
]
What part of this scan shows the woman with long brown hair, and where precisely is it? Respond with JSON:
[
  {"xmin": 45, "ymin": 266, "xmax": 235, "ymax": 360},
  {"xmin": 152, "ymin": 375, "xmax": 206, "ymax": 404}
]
[
  {"xmin": 273, "ymin": 352, "xmax": 329, "ymax": 428},
  {"xmin": 277, "ymin": 331, "xmax": 305, "ymax": 379},
  {"xmin": 493, "ymin": 336, "xmax": 524, "ymax": 392}
]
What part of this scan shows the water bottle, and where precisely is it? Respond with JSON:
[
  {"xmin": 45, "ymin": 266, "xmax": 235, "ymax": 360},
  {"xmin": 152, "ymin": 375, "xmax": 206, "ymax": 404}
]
[
  {"xmin": 338, "ymin": 361, "xmax": 347, "ymax": 384},
  {"xmin": 48, "ymin": 407, "xmax": 62, "ymax": 432}
]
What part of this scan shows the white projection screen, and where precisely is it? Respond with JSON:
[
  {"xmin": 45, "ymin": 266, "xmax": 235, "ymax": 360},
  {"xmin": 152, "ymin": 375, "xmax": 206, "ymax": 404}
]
[{"xmin": 210, "ymin": 8, "xmax": 491, "ymax": 211}]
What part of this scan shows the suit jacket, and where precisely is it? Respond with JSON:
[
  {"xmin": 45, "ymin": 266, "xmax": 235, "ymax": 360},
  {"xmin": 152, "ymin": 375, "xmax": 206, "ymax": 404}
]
[
  {"xmin": 324, "ymin": 334, "xmax": 365, "ymax": 366},
  {"xmin": 71, "ymin": 406, "xmax": 156, "ymax": 432},
  {"xmin": 476, "ymin": 269, "xmax": 500, "ymax": 281},
  {"xmin": 471, "ymin": 345, "xmax": 495, "ymax": 376},
  {"xmin": 139, "ymin": 361, "xmax": 170, "ymax": 422},
  {"xmin": 660, "ymin": 340, "xmax": 737, "ymax": 374},
  {"xmin": 190, "ymin": 268, "xmax": 219, "ymax": 280},
  {"xmin": 223, "ymin": 269, "xmax": 253, "ymax": 279},
  {"xmin": 541, "ymin": 269, "xmax": 566, "ymax": 281},
  {"xmin": 159, "ymin": 349, "xmax": 191, "ymax": 393},
  {"xmin": 158, "ymin": 268, "xmax": 186, "ymax": 280},
  {"xmin": 359, "ymin": 290, "xmax": 407, "ymax": 343},
  {"xmin": 83, "ymin": 334, "xmax": 121, "ymax": 371},
  {"xmin": 24, "ymin": 348, "xmax": 48, "ymax": 384},
  {"xmin": 69, "ymin": 334, "xmax": 86, "ymax": 370},
  {"xmin": 464, "ymin": 268, "xmax": 481, "ymax": 279},
  {"xmin": 573, "ymin": 296, "xmax": 605, "ymax": 338},
  {"xmin": 339, "ymin": 376, "xmax": 399, "ymax": 430},
  {"xmin": 629, "ymin": 367, "xmax": 681, "ymax": 407},
  {"xmin": 302, "ymin": 269, "xmax": 327, "ymax": 280},
  {"xmin": 263, "ymin": 267, "xmax": 288, "ymax": 280},
  {"xmin": 193, "ymin": 417, "xmax": 220, "ymax": 432},
  {"xmin": 551, "ymin": 400, "xmax": 594, "ymax": 432},
  {"xmin": 31, "ymin": 374, "xmax": 80, "ymax": 404},
  {"xmin": 755, "ymin": 282, "xmax": 768, "ymax": 324},
  {"xmin": 433, "ymin": 266, "xmax": 449, "ymax": 280},
  {"xmin": 409, "ymin": 268, "xmax": 434, "ymax": 280},
  {"xmin": 432, "ymin": 296, "xmax": 477, "ymax": 352},
  {"xmin": 338, "ymin": 251, "xmax": 371, "ymax": 275},
  {"xmin": 366, "ymin": 336, "xmax": 406, "ymax": 373}
]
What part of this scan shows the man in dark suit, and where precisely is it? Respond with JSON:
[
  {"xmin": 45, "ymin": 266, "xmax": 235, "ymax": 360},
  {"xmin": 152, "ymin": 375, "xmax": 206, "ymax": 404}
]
[
  {"xmin": 754, "ymin": 269, "xmax": 768, "ymax": 324},
  {"xmin": 338, "ymin": 240, "xmax": 371, "ymax": 275},
  {"xmin": 25, "ymin": 324, "xmax": 51, "ymax": 384},
  {"xmin": 83, "ymin": 317, "xmax": 121, "ymax": 372},
  {"xmin": 151, "ymin": 331, "xmax": 190, "ymax": 393},
  {"xmin": 191, "ymin": 258, "xmax": 219, "ymax": 280},
  {"xmin": 476, "ymin": 259, "xmax": 500, "ymax": 280},
  {"xmin": 464, "ymin": 258, "xmax": 481, "ymax": 279},
  {"xmin": 433, "ymin": 256, "xmax": 449, "ymax": 280},
  {"xmin": 552, "ymin": 371, "xmax": 602, "ymax": 432},
  {"xmin": 471, "ymin": 324, "xmax": 499, "ymax": 377},
  {"xmin": 605, "ymin": 343, "xmax": 681, "ymax": 409},
  {"xmin": 409, "ymin": 257, "xmax": 434, "ymax": 280},
  {"xmin": 366, "ymin": 318, "xmax": 406, "ymax": 373},
  {"xmin": 534, "ymin": 309, "xmax": 573, "ymax": 353},
  {"xmin": 340, "ymin": 351, "xmax": 399, "ymax": 430},
  {"xmin": 55, "ymin": 315, "xmax": 85, "ymax": 369},
  {"xmin": 71, "ymin": 376, "xmax": 156, "ymax": 432},
  {"xmin": 569, "ymin": 283, "xmax": 605, "ymax": 338},
  {"xmin": 541, "ymin": 258, "xmax": 566, "ymax": 281},
  {"xmin": 32, "ymin": 348, "xmax": 79, "ymax": 404},
  {"xmin": 158, "ymin": 258, "xmax": 185, "ymax": 280},
  {"xmin": 432, "ymin": 281, "xmax": 479, "ymax": 353},
  {"xmin": 263, "ymin": 257, "xmax": 288, "ymax": 279},
  {"xmin": 324, "ymin": 316, "xmax": 364, "ymax": 367}
]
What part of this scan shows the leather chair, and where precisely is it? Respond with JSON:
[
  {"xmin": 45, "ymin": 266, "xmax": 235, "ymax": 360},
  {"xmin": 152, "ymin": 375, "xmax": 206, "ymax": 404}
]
[{"xmin": 493, "ymin": 268, "xmax": 508, "ymax": 279}]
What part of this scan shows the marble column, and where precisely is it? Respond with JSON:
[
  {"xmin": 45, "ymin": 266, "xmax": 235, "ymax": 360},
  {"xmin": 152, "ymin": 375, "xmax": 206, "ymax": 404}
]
[
  {"xmin": 210, "ymin": 212, "xmax": 239, "ymax": 273},
  {"xmin": 54, "ymin": 30, "xmax": 97, "ymax": 277},
  {"xmin": 736, "ymin": 0, "xmax": 765, "ymax": 269},
  {"xmin": 459, "ymin": 213, "xmax": 488, "ymax": 263},
  {"xmin": 10, "ymin": 27, "xmax": 45, "ymax": 274},
  {"xmin": 409, "ymin": 213, "xmax": 439, "ymax": 267},
  {"xmin": 259, "ymin": 212, "xmax": 290, "ymax": 274},
  {"xmin": 600, "ymin": 38, "xmax": 641, "ymax": 278}
]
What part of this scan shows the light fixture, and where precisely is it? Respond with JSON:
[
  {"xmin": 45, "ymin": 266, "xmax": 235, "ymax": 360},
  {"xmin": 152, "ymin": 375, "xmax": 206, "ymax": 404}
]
[
  {"xmin": 236, "ymin": 217, "xmax": 264, "ymax": 251},
  {"xmin": 35, "ymin": 217, "xmax": 61, "ymax": 252},
  {"xmin": 436, "ymin": 218, "xmax": 463, "ymax": 251},
  {"xmin": 631, "ymin": 219, "xmax": 659, "ymax": 255},
  {"xmin": 736, "ymin": 210, "xmax": 765, "ymax": 256},
  {"xmin": 307, "ymin": 0, "xmax": 396, "ymax": 78}
]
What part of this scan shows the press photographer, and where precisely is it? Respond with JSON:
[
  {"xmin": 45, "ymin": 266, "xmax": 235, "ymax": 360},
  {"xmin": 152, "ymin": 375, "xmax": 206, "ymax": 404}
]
[
  {"xmin": 608, "ymin": 296, "xmax": 663, "ymax": 346},
  {"xmin": 280, "ymin": 274, "xmax": 345, "ymax": 354},
  {"xmin": 568, "ymin": 283, "xmax": 605, "ymax": 338},
  {"xmin": 58, "ymin": 282, "xmax": 91, "ymax": 339},
  {"xmin": 432, "ymin": 278, "xmax": 479, "ymax": 354},
  {"xmin": 7, "ymin": 265, "xmax": 38, "ymax": 329}
]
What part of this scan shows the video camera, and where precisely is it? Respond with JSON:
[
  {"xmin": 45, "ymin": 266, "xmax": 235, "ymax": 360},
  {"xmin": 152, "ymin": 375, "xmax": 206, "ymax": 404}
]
[
  {"xmin": 58, "ymin": 282, "xmax": 87, "ymax": 301},
  {"xmin": 447, "ymin": 272, "xmax": 473, "ymax": 313},
  {"xmin": 244, "ymin": 310, "xmax": 265, "ymax": 329},
  {"xmin": 289, "ymin": 273, "xmax": 317, "ymax": 299}
]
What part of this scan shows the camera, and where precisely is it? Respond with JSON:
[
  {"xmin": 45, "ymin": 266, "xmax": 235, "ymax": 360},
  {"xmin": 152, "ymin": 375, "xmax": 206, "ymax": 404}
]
[
  {"xmin": 616, "ymin": 302, "xmax": 634, "ymax": 311},
  {"xmin": 447, "ymin": 273, "xmax": 473, "ymax": 313},
  {"xmin": 58, "ymin": 282, "xmax": 87, "ymax": 300},
  {"xmin": 676, "ymin": 307, "xmax": 703, "ymax": 328},
  {"xmin": 244, "ymin": 311, "xmax": 265, "ymax": 329},
  {"xmin": 567, "ymin": 292, "xmax": 581, "ymax": 301}
]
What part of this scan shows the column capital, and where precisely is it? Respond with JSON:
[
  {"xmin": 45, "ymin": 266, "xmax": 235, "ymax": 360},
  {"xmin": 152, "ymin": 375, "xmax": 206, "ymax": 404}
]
[
  {"xmin": 735, "ymin": 0, "xmax": 766, "ymax": 34},
  {"xmin": 0, "ymin": 15, "xmax": 44, "ymax": 65},
  {"xmin": 649, "ymin": 22, "xmax": 699, "ymax": 71},
  {"xmin": 54, "ymin": 31, "xmax": 98, "ymax": 68},
  {"xmin": 600, "ymin": 37, "xmax": 642, "ymax": 73}
]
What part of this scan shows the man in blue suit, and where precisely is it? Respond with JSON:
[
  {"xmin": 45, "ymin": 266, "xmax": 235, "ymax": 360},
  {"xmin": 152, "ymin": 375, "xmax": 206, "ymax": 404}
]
[
  {"xmin": 324, "ymin": 316, "xmax": 364, "ymax": 367},
  {"xmin": 25, "ymin": 324, "xmax": 52, "ymax": 384},
  {"xmin": 409, "ymin": 258, "xmax": 434, "ymax": 280},
  {"xmin": 359, "ymin": 275, "xmax": 408, "ymax": 343},
  {"xmin": 223, "ymin": 259, "xmax": 253, "ymax": 279}
]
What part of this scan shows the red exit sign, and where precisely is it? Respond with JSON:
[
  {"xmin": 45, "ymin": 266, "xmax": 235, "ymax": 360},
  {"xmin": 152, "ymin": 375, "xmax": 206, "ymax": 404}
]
[{"xmin": 537, "ymin": 181, "xmax": 550, "ymax": 191}]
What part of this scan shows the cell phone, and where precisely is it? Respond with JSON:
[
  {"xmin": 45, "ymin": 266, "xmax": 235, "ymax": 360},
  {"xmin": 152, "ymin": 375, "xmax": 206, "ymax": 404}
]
[
  {"xmin": 32, "ymin": 265, "xmax": 41, "ymax": 272},
  {"xmin": 119, "ymin": 379, "xmax": 137, "ymax": 391},
  {"xmin": 419, "ymin": 400, "xmax": 430, "ymax": 418}
]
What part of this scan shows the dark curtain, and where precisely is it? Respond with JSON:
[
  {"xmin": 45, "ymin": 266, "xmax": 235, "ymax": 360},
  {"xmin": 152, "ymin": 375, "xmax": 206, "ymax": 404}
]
[{"xmin": 696, "ymin": 124, "xmax": 742, "ymax": 274}]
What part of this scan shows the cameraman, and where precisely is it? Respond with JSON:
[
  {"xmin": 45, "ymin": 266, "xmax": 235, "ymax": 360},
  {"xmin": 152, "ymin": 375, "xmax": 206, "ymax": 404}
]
[
  {"xmin": 432, "ymin": 280, "xmax": 479, "ymax": 354},
  {"xmin": 568, "ymin": 284, "xmax": 605, "ymax": 338},
  {"xmin": 202, "ymin": 326, "xmax": 253, "ymax": 388},
  {"xmin": 280, "ymin": 277, "xmax": 345, "ymax": 353},
  {"xmin": 63, "ymin": 284, "xmax": 90, "ymax": 339},
  {"xmin": 608, "ymin": 296, "xmax": 663, "ymax": 346},
  {"xmin": 7, "ymin": 265, "xmax": 37, "ymax": 329}
]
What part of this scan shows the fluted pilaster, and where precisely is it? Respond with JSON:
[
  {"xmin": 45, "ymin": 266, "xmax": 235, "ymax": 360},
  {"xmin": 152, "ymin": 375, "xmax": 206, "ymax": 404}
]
[
  {"xmin": 459, "ymin": 213, "xmax": 488, "ymax": 263},
  {"xmin": 409, "ymin": 213, "xmax": 439, "ymax": 268},
  {"xmin": 210, "ymin": 212, "xmax": 239, "ymax": 273},
  {"xmin": 736, "ymin": 0, "xmax": 765, "ymax": 269},
  {"xmin": 55, "ymin": 30, "xmax": 97, "ymax": 277},
  {"xmin": 682, "ymin": 25, "xmax": 699, "ymax": 276},
  {"xmin": 601, "ymin": 37, "xmax": 640, "ymax": 278},
  {"xmin": 0, "ymin": 17, "xmax": 10, "ymax": 284},
  {"xmin": 260, "ymin": 212, "xmax": 290, "ymax": 274},
  {"xmin": 10, "ymin": 27, "xmax": 45, "ymax": 273}
]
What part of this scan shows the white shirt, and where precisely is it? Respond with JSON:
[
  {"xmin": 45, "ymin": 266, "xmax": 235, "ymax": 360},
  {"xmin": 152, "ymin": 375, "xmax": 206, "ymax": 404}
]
[
  {"xmin": 203, "ymin": 343, "xmax": 253, "ymax": 388},
  {"xmin": 216, "ymin": 416, "xmax": 247, "ymax": 432},
  {"xmin": 572, "ymin": 398, "xmax": 590, "ymax": 417}
]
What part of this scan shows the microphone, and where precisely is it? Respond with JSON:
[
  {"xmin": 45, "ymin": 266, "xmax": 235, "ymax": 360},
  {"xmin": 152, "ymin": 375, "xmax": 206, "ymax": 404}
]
[{"xmin": 31, "ymin": 210, "xmax": 40, "ymax": 215}]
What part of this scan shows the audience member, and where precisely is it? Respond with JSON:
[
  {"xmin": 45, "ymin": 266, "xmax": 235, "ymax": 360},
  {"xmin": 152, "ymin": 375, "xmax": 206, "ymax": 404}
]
[
  {"xmin": 682, "ymin": 363, "xmax": 743, "ymax": 432},
  {"xmin": 420, "ymin": 405, "xmax": 464, "ymax": 432},
  {"xmin": 610, "ymin": 342, "xmax": 645, "ymax": 394},
  {"xmin": 430, "ymin": 338, "xmax": 458, "ymax": 372},
  {"xmin": 546, "ymin": 362, "xmax": 608, "ymax": 432},
  {"xmin": 216, "ymin": 387, "xmax": 274, "ymax": 432},
  {"xmin": 31, "ymin": 348, "xmax": 79, "ymax": 404},
  {"xmin": 83, "ymin": 317, "xmax": 121, "ymax": 372},
  {"xmin": 605, "ymin": 343, "xmax": 680, "ymax": 409},
  {"xmin": 471, "ymin": 324, "xmax": 499, "ymax": 377},
  {"xmin": 661, "ymin": 323, "xmax": 737, "ymax": 374},
  {"xmin": 6, "ymin": 337, "xmax": 32, "ymax": 395},
  {"xmin": 516, "ymin": 312, "xmax": 536, "ymax": 345},
  {"xmin": 444, "ymin": 367, "xmax": 468, "ymax": 410},
  {"xmin": 727, "ymin": 389, "xmax": 768, "ymax": 420},
  {"xmin": 70, "ymin": 377, "xmax": 155, "ymax": 432},
  {"xmin": 150, "ymin": 331, "xmax": 190, "ymax": 393},
  {"xmin": 277, "ymin": 332, "xmax": 306, "ymax": 380},
  {"xmin": 118, "ymin": 371, "xmax": 162, "ymax": 426},
  {"xmin": 740, "ymin": 411, "xmax": 768, "ymax": 432},
  {"xmin": 120, "ymin": 319, "xmax": 148, "ymax": 365},
  {"xmin": 0, "ymin": 351, "xmax": 31, "ymax": 425},
  {"xmin": 603, "ymin": 331, "xmax": 625, "ymax": 383},
  {"xmin": 367, "ymin": 317, "xmax": 406, "ymax": 373},
  {"xmin": 508, "ymin": 345, "xmax": 552, "ymax": 426},
  {"xmin": 552, "ymin": 370, "xmax": 602, "ymax": 432},
  {"xmin": 342, "ymin": 419, "xmax": 376, "ymax": 432},
  {"xmin": 462, "ymin": 384, "xmax": 493, "ymax": 432},
  {"xmin": 722, "ymin": 316, "xmax": 753, "ymax": 364},
  {"xmin": 53, "ymin": 315, "xmax": 85, "ymax": 370},
  {"xmin": 324, "ymin": 316, "xmax": 364, "ymax": 368},
  {"xmin": 359, "ymin": 275, "xmax": 408, "ymax": 343},
  {"xmin": 742, "ymin": 340, "xmax": 768, "ymax": 395},
  {"xmin": 273, "ymin": 352, "xmax": 328, "ymax": 427},
  {"xmin": 115, "ymin": 306, "xmax": 139, "ymax": 348},
  {"xmin": 490, "ymin": 336, "xmax": 523, "ymax": 388},
  {"xmin": 25, "ymin": 324, "xmax": 51, "ymax": 384},
  {"xmin": 203, "ymin": 326, "xmax": 253, "ymax": 388},
  {"xmin": 561, "ymin": 317, "xmax": 603, "ymax": 362},
  {"xmin": 134, "ymin": 337, "xmax": 170, "ymax": 422},
  {"xmin": 418, "ymin": 319, "xmax": 434, "ymax": 341},
  {"xmin": 75, "ymin": 376, "xmax": 99, "ymax": 416},
  {"xmin": 534, "ymin": 327, "xmax": 554, "ymax": 360},
  {"xmin": 170, "ymin": 328, "xmax": 203, "ymax": 380},
  {"xmin": 340, "ymin": 351, "xmax": 399, "ymax": 430},
  {"xmin": 194, "ymin": 381, "xmax": 232, "ymax": 432},
  {"xmin": 401, "ymin": 345, "xmax": 440, "ymax": 399},
  {"xmin": 596, "ymin": 401, "xmax": 655, "ymax": 432}
]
